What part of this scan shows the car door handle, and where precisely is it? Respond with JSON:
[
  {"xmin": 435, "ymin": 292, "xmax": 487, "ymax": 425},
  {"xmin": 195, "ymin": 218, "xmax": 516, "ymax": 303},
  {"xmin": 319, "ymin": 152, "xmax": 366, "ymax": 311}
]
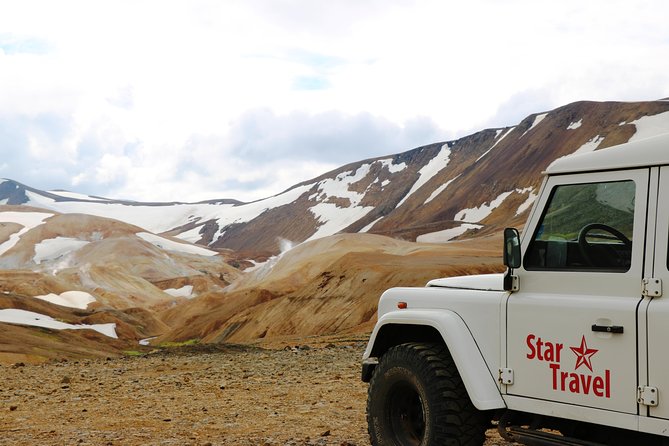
[{"xmin": 591, "ymin": 324, "xmax": 624, "ymax": 334}]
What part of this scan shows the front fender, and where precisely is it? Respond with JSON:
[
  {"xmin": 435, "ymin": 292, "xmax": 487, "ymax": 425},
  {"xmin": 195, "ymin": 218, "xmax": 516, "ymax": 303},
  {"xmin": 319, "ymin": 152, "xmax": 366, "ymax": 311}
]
[{"xmin": 363, "ymin": 309, "xmax": 505, "ymax": 411}]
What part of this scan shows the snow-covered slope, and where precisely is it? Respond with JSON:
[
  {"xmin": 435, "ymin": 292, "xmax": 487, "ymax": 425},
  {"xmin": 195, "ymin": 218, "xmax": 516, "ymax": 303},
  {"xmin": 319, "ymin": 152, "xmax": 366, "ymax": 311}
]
[
  {"xmin": 0, "ymin": 309, "xmax": 117, "ymax": 338},
  {"xmin": 0, "ymin": 208, "xmax": 240, "ymax": 310}
]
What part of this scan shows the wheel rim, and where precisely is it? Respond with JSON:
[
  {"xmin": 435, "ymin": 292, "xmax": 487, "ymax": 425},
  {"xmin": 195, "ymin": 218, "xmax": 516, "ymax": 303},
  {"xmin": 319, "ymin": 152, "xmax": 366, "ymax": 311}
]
[{"xmin": 387, "ymin": 382, "xmax": 426, "ymax": 445}]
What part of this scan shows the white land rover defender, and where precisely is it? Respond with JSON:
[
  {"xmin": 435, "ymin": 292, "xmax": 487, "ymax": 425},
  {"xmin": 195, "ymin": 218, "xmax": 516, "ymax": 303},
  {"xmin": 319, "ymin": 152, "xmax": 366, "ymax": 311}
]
[{"xmin": 362, "ymin": 132, "xmax": 669, "ymax": 446}]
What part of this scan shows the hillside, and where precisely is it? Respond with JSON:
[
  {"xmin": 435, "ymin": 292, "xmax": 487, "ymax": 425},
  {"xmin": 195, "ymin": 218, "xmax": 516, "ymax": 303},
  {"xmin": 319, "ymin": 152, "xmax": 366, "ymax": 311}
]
[
  {"xmin": 0, "ymin": 206, "xmax": 240, "ymax": 362},
  {"xmin": 157, "ymin": 233, "xmax": 504, "ymax": 344}
]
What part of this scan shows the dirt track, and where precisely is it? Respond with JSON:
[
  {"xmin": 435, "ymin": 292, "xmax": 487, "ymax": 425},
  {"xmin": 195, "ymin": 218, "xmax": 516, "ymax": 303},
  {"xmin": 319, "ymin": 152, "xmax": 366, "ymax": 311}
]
[{"xmin": 0, "ymin": 338, "xmax": 512, "ymax": 445}]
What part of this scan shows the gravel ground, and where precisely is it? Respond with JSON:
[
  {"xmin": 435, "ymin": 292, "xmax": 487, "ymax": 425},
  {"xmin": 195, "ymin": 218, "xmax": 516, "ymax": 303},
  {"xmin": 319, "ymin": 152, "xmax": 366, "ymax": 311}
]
[{"xmin": 0, "ymin": 338, "xmax": 513, "ymax": 445}]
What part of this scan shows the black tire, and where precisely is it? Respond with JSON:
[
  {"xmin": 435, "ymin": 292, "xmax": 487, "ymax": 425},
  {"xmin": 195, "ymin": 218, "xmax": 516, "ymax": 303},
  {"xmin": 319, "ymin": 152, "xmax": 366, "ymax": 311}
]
[{"xmin": 367, "ymin": 342, "xmax": 486, "ymax": 446}]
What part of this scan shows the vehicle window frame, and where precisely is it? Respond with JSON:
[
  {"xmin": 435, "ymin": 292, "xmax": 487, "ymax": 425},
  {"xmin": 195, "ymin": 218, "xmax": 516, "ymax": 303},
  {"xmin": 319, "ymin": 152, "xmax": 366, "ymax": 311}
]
[{"xmin": 524, "ymin": 179, "xmax": 636, "ymax": 273}]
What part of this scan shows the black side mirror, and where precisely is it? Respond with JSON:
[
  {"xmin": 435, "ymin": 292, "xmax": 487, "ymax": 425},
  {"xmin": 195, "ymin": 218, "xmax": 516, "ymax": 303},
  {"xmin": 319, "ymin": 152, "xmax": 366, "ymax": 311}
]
[
  {"xmin": 503, "ymin": 227, "xmax": 521, "ymax": 269},
  {"xmin": 503, "ymin": 228, "xmax": 521, "ymax": 291}
]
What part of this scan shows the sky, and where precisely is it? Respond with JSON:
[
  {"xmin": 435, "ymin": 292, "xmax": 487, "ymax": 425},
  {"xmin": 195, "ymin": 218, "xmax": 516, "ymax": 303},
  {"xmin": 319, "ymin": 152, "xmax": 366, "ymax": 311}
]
[{"xmin": 0, "ymin": 0, "xmax": 668, "ymax": 203}]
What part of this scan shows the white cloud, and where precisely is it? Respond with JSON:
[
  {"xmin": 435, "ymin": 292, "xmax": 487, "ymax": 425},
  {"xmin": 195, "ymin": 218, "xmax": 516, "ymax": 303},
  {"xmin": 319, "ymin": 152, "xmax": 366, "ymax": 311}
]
[{"xmin": 0, "ymin": 0, "xmax": 667, "ymax": 201}]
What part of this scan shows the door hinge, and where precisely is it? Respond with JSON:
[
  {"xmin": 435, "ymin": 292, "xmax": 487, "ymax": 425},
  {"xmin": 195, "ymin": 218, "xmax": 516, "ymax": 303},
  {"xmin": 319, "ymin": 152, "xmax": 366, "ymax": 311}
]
[
  {"xmin": 499, "ymin": 368, "xmax": 514, "ymax": 385},
  {"xmin": 638, "ymin": 386, "xmax": 659, "ymax": 407},
  {"xmin": 504, "ymin": 275, "xmax": 519, "ymax": 292},
  {"xmin": 642, "ymin": 278, "xmax": 662, "ymax": 297}
]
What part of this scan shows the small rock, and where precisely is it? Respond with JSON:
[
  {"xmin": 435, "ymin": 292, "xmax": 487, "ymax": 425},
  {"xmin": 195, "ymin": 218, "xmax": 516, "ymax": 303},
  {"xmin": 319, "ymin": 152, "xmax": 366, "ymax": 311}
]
[
  {"xmin": 321, "ymin": 430, "xmax": 331, "ymax": 437},
  {"xmin": 61, "ymin": 376, "xmax": 71, "ymax": 384},
  {"xmin": 9, "ymin": 405, "xmax": 17, "ymax": 411}
]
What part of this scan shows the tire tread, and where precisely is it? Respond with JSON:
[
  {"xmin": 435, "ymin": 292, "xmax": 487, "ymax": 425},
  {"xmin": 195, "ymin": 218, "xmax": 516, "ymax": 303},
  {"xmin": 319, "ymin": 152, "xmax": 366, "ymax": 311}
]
[{"xmin": 367, "ymin": 342, "xmax": 486, "ymax": 446}]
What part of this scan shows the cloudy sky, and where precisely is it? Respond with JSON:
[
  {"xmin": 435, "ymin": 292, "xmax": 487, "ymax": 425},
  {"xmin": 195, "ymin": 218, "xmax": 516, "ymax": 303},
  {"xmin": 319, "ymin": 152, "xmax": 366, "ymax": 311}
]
[{"xmin": 1, "ymin": 0, "xmax": 668, "ymax": 202}]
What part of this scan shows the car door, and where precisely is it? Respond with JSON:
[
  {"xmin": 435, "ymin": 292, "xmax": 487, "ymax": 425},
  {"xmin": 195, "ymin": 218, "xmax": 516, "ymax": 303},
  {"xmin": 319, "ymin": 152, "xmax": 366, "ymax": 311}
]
[
  {"xmin": 506, "ymin": 168, "xmax": 648, "ymax": 414},
  {"xmin": 646, "ymin": 165, "xmax": 669, "ymax": 420}
]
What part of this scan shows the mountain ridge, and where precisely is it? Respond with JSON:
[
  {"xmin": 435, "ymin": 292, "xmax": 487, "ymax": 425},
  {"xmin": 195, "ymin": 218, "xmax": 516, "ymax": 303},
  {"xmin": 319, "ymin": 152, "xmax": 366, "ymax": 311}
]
[{"xmin": 4, "ymin": 100, "xmax": 668, "ymax": 255}]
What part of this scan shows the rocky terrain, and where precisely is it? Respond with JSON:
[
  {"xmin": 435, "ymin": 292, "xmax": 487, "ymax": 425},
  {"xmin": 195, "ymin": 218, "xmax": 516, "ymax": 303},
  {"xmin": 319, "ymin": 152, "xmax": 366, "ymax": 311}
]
[{"xmin": 0, "ymin": 337, "xmax": 513, "ymax": 446}]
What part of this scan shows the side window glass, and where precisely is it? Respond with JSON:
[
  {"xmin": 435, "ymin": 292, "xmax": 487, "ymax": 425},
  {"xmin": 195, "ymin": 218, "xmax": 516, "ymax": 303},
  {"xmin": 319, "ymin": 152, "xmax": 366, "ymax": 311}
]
[{"xmin": 525, "ymin": 180, "xmax": 635, "ymax": 272}]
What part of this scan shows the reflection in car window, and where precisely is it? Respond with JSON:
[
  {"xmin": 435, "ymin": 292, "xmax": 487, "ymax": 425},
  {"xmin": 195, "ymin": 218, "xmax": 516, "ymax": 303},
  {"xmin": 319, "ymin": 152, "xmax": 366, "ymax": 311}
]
[{"xmin": 525, "ymin": 180, "xmax": 635, "ymax": 271}]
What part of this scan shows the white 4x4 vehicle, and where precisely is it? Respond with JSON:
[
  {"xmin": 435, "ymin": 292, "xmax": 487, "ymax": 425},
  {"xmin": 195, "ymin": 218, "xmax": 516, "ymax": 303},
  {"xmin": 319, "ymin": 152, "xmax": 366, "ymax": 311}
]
[{"xmin": 362, "ymin": 133, "xmax": 669, "ymax": 446}]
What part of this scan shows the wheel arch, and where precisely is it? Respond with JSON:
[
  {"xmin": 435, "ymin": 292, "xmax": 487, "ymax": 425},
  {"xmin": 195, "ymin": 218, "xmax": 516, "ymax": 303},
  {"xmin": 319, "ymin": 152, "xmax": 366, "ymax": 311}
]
[{"xmin": 363, "ymin": 310, "xmax": 506, "ymax": 411}]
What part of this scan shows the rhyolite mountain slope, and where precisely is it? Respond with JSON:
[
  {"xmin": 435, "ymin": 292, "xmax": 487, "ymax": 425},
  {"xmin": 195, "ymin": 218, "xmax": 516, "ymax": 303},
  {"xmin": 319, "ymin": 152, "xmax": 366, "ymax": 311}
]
[
  {"xmin": 4, "ymin": 100, "xmax": 669, "ymax": 255},
  {"xmin": 157, "ymin": 232, "xmax": 504, "ymax": 344},
  {"xmin": 0, "ymin": 206, "xmax": 241, "ymax": 362}
]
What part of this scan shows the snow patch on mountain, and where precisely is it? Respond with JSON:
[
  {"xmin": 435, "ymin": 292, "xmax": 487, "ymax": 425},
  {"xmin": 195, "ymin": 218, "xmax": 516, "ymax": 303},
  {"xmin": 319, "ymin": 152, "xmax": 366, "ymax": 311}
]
[
  {"xmin": 0, "ymin": 211, "xmax": 54, "ymax": 256},
  {"xmin": 521, "ymin": 113, "xmax": 548, "ymax": 138},
  {"xmin": 34, "ymin": 290, "xmax": 96, "ymax": 309},
  {"xmin": 629, "ymin": 111, "xmax": 669, "ymax": 142},
  {"xmin": 416, "ymin": 223, "xmax": 483, "ymax": 243},
  {"xmin": 575, "ymin": 135, "xmax": 604, "ymax": 154},
  {"xmin": 47, "ymin": 190, "xmax": 111, "ymax": 201},
  {"xmin": 378, "ymin": 158, "xmax": 408, "ymax": 173},
  {"xmin": 163, "ymin": 285, "xmax": 194, "ymax": 299},
  {"xmin": 33, "ymin": 237, "xmax": 90, "ymax": 264},
  {"xmin": 136, "ymin": 232, "xmax": 218, "ymax": 256},
  {"xmin": 304, "ymin": 161, "xmax": 400, "ymax": 240},
  {"xmin": 235, "ymin": 237, "xmax": 297, "ymax": 284},
  {"xmin": 424, "ymin": 175, "xmax": 460, "ymax": 205},
  {"xmin": 310, "ymin": 158, "xmax": 405, "ymax": 208},
  {"xmin": 455, "ymin": 191, "xmax": 514, "ymax": 223},
  {"xmin": 311, "ymin": 164, "xmax": 371, "ymax": 206},
  {"xmin": 567, "ymin": 119, "xmax": 583, "ymax": 130},
  {"xmin": 175, "ymin": 225, "xmax": 206, "ymax": 244},
  {"xmin": 396, "ymin": 144, "xmax": 451, "ymax": 208},
  {"xmin": 307, "ymin": 202, "xmax": 375, "ymax": 241},
  {"xmin": 0, "ymin": 309, "xmax": 117, "ymax": 338},
  {"xmin": 476, "ymin": 127, "xmax": 514, "ymax": 162},
  {"xmin": 359, "ymin": 216, "xmax": 384, "ymax": 233},
  {"xmin": 516, "ymin": 188, "xmax": 538, "ymax": 215}
]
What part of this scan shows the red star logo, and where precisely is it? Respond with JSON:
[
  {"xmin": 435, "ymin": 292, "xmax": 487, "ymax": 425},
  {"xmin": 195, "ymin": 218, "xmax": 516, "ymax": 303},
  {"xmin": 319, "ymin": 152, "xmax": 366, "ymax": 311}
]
[{"xmin": 570, "ymin": 335, "xmax": 598, "ymax": 372}]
